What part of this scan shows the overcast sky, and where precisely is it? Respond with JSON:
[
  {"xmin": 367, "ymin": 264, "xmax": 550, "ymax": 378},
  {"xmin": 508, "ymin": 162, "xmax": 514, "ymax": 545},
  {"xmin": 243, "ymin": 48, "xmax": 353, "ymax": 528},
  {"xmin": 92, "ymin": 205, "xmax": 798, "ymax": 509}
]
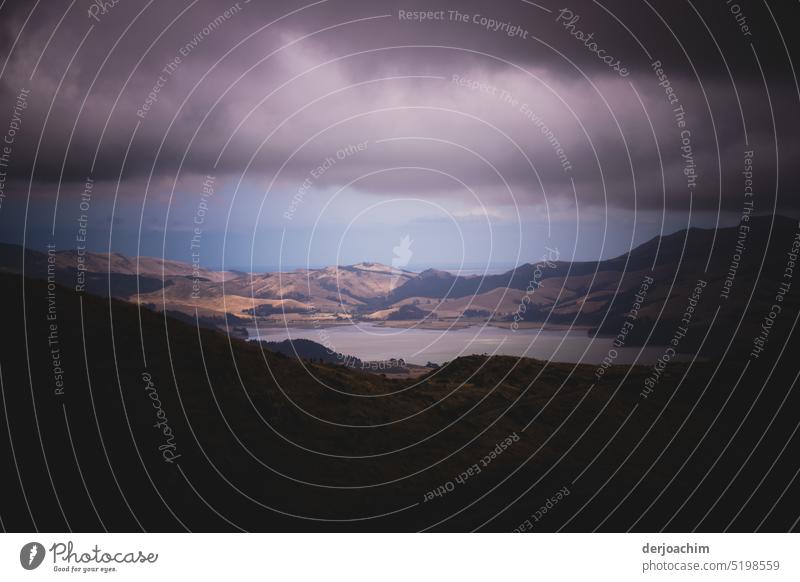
[{"xmin": 0, "ymin": 0, "xmax": 797, "ymax": 270}]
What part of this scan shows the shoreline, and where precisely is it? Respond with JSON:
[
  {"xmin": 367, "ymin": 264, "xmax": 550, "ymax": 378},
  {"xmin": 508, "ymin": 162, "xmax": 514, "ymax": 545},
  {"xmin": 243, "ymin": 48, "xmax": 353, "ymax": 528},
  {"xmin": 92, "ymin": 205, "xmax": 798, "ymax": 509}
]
[{"xmin": 247, "ymin": 318, "xmax": 596, "ymax": 332}]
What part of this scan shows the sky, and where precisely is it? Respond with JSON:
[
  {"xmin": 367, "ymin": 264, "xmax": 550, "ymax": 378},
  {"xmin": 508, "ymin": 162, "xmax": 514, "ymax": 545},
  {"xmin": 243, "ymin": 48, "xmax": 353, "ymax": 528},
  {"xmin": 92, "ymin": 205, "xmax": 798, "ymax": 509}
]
[{"xmin": 0, "ymin": 0, "xmax": 798, "ymax": 271}]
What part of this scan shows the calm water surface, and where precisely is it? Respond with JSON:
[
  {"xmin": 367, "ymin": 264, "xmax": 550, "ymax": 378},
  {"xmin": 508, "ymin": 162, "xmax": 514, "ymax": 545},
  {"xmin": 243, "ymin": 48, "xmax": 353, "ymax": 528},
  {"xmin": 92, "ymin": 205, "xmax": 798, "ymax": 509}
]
[{"xmin": 247, "ymin": 324, "xmax": 676, "ymax": 366}]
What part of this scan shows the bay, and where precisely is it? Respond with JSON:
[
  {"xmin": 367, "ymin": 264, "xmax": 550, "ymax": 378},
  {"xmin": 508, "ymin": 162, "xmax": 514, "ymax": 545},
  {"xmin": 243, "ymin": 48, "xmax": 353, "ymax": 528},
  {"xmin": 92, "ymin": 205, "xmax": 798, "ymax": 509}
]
[{"xmin": 247, "ymin": 323, "xmax": 679, "ymax": 366}]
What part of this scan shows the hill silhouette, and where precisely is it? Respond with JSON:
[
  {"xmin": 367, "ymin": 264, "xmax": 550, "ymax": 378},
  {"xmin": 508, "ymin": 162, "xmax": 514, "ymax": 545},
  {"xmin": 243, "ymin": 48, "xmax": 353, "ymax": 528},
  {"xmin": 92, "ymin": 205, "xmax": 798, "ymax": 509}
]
[{"xmin": 1, "ymin": 265, "xmax": 799, "ymax": 531}]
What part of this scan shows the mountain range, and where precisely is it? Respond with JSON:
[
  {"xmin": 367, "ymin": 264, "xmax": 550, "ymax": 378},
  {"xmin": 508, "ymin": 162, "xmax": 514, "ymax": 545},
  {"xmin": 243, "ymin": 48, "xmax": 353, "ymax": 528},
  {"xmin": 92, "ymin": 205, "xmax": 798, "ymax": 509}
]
[
  {"xmin": 1, "ymin": 216, "xmax": 799, "ymax": 530},
  {"xmin": 2, "ymin": 215, "xmax": 798, "ymax": 355}
]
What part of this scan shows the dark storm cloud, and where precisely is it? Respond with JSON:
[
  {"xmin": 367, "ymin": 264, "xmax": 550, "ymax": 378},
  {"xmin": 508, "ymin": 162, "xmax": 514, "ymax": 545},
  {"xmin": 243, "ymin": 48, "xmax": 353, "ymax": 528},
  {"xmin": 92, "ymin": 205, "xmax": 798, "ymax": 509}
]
[{"xmin": 0, "ymin": 0, "xmax": 798, "ymax": 216}]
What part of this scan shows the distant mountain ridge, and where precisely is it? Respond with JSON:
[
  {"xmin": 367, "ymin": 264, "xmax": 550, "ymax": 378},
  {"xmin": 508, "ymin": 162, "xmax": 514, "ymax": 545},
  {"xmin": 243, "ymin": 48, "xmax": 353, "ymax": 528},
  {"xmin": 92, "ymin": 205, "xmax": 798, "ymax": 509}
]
[{"xmin": 2, "ymin": 215, "xmax": 798, "ymax": 355}]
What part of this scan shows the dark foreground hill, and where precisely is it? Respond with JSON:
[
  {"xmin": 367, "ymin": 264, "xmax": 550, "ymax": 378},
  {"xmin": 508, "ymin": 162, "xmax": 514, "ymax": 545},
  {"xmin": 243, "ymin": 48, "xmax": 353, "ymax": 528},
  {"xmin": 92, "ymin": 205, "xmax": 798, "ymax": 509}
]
[{"xmin": 0, "ymin": 269, "xmax": 799, "ymax": 531}]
